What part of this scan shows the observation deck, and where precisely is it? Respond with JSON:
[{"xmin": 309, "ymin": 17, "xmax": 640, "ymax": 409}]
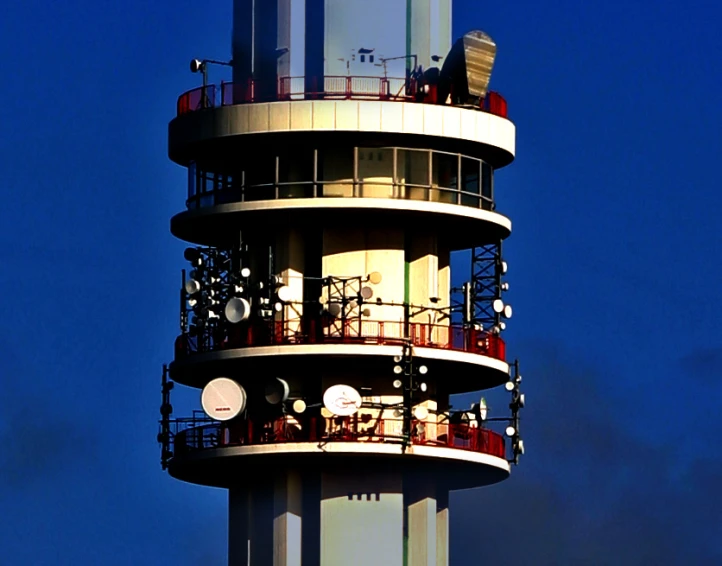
[
  {"xmin": 171, "ymin": 318, "xmax": 509, "ymax": 392},
  {"xmin": 167, "ymin": 413, "xmax": 510, "ymax": 491},
  {"xmin": 168, "ymin": 76, "xmax": 514, "ymax": 248}
]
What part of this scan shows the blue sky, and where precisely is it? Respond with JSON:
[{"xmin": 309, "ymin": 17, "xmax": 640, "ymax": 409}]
[{"xmin": 1, "ymin": 0, "xmax": 721, "ymax": 564}]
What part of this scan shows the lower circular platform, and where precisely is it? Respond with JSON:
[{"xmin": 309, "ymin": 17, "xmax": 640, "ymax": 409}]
[{"xmin": 168, "ymin": 441, "xmax": 510, "ymax": 491}]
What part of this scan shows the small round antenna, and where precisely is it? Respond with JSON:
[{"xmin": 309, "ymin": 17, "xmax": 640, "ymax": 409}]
[
  {"xmin": 360, "ymin": 287, "xmax": 374, "ymax": 300},
  {"xmin": 225, "ymin": 297, "xmax": 251, "ymax": 323},
  {"xmin": 241, "ymin": 267, "xmax": 251, "ymax": 278},
  {"xmin": 503, "ymin": 305, "xmax": 513, "ymax": 319},
  {"xmin": 368, "ymin": 272, "xmax": 383, "ymax": 285},
  {"xmin": 292, "ymin": 399, "xmax": 307, "ymax": 414},
  {"xmin": 184, "ymin": 279, "xmax": 201, "ymax": 295},
  {"xmin": 323, "ymin": 385, "xmax": 362, "ymax": 416},
  {"xmin": 190, "ymin": 59, "xmax": 204, "ymax": 73},
  {"xmin": 492, "ymin": 299, "xmax": 504, "ymax": 313},
  {"xmin": 201, "ymin": 378, "xmax": 246, "ymax": 421},
  {"xmin": 326, "ymin": 303, "xmax": 342, "ymax": 317},
  {"xmin": 265, "ymin": 377, "xmax": 290, "ymax": 405}
]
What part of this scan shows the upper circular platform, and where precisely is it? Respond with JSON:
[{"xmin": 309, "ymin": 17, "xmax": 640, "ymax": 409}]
[
  {"xmin": 168, "ymin": 99, "xmax": 515, "ymax": 168},
  {"xmin": 170, "ymin": 197, "xmax": 510, "ymax": 248}
]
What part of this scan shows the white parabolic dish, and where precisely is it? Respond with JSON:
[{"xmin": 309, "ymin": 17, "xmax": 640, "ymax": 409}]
[
  {"xmin": 323, "ymin": 384, "xmax": 362, "ymax": 416},
  {"xmin": 201, "ymin": 377, "xmax": 246, "ymax": 421}
]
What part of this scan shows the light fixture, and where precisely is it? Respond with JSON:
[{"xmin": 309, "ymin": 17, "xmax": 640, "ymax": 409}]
[
  {"xmin": 393, "ymin": 365, "xmax": 403, "ymax": 375},
  {"xmin": 418, "ymin": 365, "xmax": 428, "ymax": 375},
  {"xmin": 504, "ymin": 381, "xmax": 515, "ymax": 391},
  {"xmin": 392, "ymin": 379, "xmax": 403, "ymax": 389},
  {"xmin": 505, "ymin": 426, "xmax": 516, "ymax": 437}
]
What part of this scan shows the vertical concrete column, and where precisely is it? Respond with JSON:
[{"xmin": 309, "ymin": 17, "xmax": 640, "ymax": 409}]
[
  {"xmin": 229, "ymin": 487, "xmax": 250, "ymax": 566},
  {"xmin": 405, "ymin": 478, "xmax": 437, "ymax": 566},
  {"xmin": 273, "ymin": 470, "xmax": 303, "ymax": 566},
  {"xmin": 275, "ymin": 228, "xmax": 305, "ymax": 337},
  {"xmin": 320, "ymin": 471, "xmax": 403, "ymax": 566},
  {"xmin": 436, "ymin": 488, "xmax": 449, "ymax": 566},
  {"xmin": 249, "ymin": 475, "xmax": 275, "ymax": 566}
]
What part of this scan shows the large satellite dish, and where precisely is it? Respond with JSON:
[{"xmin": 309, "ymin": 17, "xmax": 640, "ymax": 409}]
[
  {"xmin": 201, "ymin": 378, "xmax": 246, "ymax": 421},
  {"xmin": 323, "ymin": 384, "xmax": 362, "ymax": 416},
  {"xmin": 265, "ymin": 377, "xmax": 290, "ymax": 405},
  {"xmin": 225, "ymin": 297, "xmax": 251, "ymax": 323}
]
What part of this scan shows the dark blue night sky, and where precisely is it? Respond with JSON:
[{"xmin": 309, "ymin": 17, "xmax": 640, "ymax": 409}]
[{"xmin": 1, "ymin": 0, "xmax": 721, "ymax": 564}]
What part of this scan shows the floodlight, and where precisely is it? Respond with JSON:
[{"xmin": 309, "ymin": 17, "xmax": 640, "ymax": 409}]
[
  {"xmin": 492, "ymin": 299, "xmax": 504, "ymax": 313},
  {"xmin": 413, "ymin": 406, "xmax": 429, "ymax": 420},
  {"xmin": 503, "ymin": 305, "xmax": 513, "ymax": 319},
  {"xmin": 392, "ymin": 379, "xmax": 403, "ymax": 389},
  {"xmin": 505, "ymin": 426, "xmax": 516, "ymax": 437},
  {"xmin": 419, "ymin": 382, "xmax": 428, "ymax": 392},
  {"xmin": 393, "ymin": 365, "xmax": 403, "ymax": 375},
  {"xmin": 504, "ymin": 381, "xmax": 514, "ymax": 391},
  {"xmin": 277, "ymin": 286, "xmax": 292, "ymax": 302},
  {"xmin": 418, "ymin": 365, "xmax": 428, "ymax": 375},
  {"xmin": 292, "ymin": 399, "xmax": 307, "ymax": 414},
  {"xmin": 190, "ymin": 59, "xmax": 204, "ymax": 73},
  {"xmin": 241, "ymin": 267, "xmax": 251, "ymax": 278}
]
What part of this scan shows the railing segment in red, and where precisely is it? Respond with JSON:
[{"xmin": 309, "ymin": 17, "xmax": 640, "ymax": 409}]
[
  {"xmin": 176, "ymin": 76, "xmax": 508, "ymax": 119},
  {"xmin": 175, "ymin": 319, "xmax": 506, "ymax": 362},
  {"xmin": 172, "ymin": 416, "xmax": 506, "ymax": 460}
]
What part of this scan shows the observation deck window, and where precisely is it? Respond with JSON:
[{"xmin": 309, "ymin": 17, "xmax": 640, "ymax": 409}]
[{"xmin": 185, "ymin": 146, "xmax": 494, "ymax": 211}]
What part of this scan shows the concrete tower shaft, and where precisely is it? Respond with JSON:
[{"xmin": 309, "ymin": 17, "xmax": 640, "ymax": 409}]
[{"xmin": 162, "ymin": 2, "xmax": 524, "ymax": 565}]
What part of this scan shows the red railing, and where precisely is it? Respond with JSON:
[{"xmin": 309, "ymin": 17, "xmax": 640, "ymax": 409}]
[
  {"xmin": 176, "ymin": 76, "xmax": 508, "ymax": 119},
  {"xmin": 172, "ymin": 416, "xmax": 506, "ymax": 460},
  {"xmin": 175, "ymin": 319, "xmax": 505, "ymax": 362}
]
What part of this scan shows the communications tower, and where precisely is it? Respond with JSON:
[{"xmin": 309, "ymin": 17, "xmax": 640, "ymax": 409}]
[{"xmin": 159, "ymin": 1, "xmax": 525, "ymax": 565}]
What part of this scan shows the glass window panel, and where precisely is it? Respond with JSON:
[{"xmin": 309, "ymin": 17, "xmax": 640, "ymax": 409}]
[
  {"xmin": 461, "ymin": 157, "xmax": 480, "ymax": 207},
  {"xmin": 245, "ymin": 153, "xmax": 277, "ymax": 187},
  {"xmin": 358, "ymin": 147, "xmax": 393, "ymax": 182},
  {"xmin": 397, "ymin": 149, "xmax": 429, "ymax": 186},
  {"xmin": 319, "ymin": 146, "xmax": 353, "ymax": 181},
  {"xmin": 432, "ymin": 152, "xmax": 458, "ymax": 190},
  {"xmin": 482, "ymin": 162, "xmax": 493, "ymax": 199},
  {"xmin": 279, "ymin": 147, "xmax": 314, "ymax": 184}
]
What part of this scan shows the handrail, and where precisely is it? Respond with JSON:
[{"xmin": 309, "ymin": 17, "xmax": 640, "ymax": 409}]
[
  {"xmin": 171, "ymin": 416, "xmax": 506, "ymax": 460},
  {"xmin": 176, "ymin": 76, "xmax": 508, "ymax": 118},
  {"xmin": 175, "ymin": 318, "xmax": 506, "ymax": 362}
]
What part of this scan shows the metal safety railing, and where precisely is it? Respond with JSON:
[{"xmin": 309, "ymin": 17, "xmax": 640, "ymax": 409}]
[
  {"xmin": 170, "ymin": 415, "xmax": 506, "ymax": 460},
  {"xmin": 176, "ymin": 75, "xmax": 508, "ymax": 119},
  {"xmin": 175, "ymin": 318, "xmax": 506, "ymax": 362}
]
